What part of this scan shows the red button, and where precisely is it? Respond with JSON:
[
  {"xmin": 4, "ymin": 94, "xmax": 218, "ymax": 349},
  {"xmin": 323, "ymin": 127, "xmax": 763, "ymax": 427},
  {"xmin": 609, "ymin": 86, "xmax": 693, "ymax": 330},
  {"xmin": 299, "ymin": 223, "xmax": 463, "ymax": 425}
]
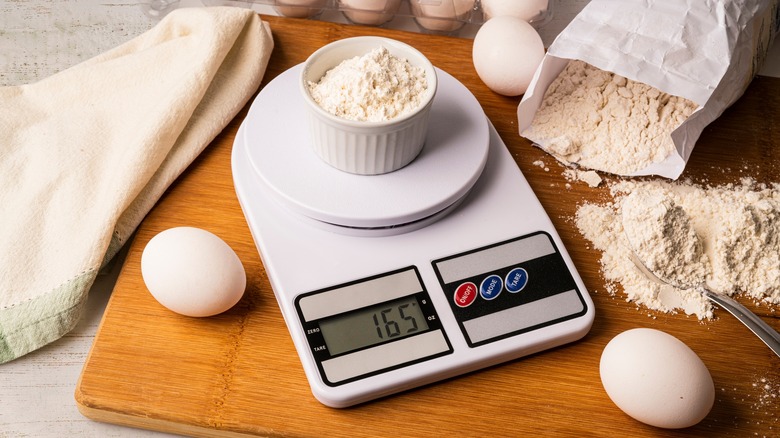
[{"xmin": 454, "ymin": 282, "xmax": 477, "ymax": 308}]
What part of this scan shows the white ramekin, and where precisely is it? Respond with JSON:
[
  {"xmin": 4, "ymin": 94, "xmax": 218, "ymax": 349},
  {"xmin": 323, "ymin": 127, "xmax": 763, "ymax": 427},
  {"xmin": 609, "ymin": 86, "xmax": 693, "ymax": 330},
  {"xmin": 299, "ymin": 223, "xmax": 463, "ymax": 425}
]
[{"xmin": 300, "ymin": 36, "xmax": 438, "ymax": 175}]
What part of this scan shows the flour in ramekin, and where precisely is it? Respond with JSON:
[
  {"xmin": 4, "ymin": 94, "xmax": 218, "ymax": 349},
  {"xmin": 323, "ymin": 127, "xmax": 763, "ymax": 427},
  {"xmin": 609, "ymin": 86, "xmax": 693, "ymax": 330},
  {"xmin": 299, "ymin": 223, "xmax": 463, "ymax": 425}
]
[
  {"xmin": 576, "ymin": 178, "xmax": 780, "ymax": 319},
  {"xmin": 307, "ymin": 46, "xmax": 428, "ymax": 122}
]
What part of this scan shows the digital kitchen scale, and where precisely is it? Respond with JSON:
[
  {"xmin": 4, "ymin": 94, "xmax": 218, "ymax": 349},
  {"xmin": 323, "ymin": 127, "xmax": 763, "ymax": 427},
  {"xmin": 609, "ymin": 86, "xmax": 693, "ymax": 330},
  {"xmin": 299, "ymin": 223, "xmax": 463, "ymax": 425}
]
[{"xmin": 232, "ymin": 64, "xmax": 594, "ymax": 408}]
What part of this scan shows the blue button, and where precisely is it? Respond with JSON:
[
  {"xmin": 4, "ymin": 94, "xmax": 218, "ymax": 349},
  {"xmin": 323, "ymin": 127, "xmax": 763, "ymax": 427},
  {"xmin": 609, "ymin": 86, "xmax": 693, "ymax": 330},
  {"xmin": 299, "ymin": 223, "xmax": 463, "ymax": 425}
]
[
  {"xmin": 505, "ymin": 268, "xmax": 528, "ymax": 293},
  {"xmin": 479, "ymin": 275, "xmax": 503, "ymax": 300}
]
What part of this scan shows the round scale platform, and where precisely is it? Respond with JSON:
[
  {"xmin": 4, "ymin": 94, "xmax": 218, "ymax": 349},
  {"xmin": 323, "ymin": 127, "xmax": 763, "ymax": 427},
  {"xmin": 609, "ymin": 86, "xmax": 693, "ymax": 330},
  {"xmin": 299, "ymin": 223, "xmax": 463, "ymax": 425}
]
[{"xmin": 241, "ymin": 65, "xmax": 490, "ymax": 235}]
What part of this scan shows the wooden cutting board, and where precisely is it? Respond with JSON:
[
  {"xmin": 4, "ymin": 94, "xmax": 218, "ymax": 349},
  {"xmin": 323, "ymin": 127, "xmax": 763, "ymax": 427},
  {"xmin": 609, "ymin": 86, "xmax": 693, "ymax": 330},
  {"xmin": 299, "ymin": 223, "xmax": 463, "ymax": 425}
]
[{"xmin": 76, "ymin": 14, "xmax": 780, "ymax": 437}]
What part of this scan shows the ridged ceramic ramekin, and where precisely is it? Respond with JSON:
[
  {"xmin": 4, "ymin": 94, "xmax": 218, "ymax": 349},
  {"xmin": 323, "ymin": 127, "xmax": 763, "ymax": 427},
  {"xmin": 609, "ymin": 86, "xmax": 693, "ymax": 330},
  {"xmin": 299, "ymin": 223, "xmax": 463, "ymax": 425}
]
[{"xmin": 300, "ymin": 36, "xmax": 438, "ymax": 175}]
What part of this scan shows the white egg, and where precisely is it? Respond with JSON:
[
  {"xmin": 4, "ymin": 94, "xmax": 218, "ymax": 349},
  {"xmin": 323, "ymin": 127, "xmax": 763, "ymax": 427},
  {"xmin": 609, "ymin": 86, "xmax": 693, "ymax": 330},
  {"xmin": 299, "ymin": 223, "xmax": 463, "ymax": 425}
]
[
  {"xmin": 141, "ymin": 227, "xmax": 246, "ymax": 317},
  {"xmin": 275, "ymin": 0, "xmax": 328, "ymax": 18},
  {"xmin": 472, "ymin": 16, "xmax": 545, "ymax": 96},
  {"xmin": 339, "ymin": 0, "xmax": 402, "ymax": 26},
  {"xmin": 411, "ymin": 0, "xmax": 476, "ymax": 33},
  {"xmin": 599, "ymin": 328, "xmax": 715, "ymax": 429},
  {"xmin": 481, "ymin": 0, "xmax": 549, "ymax": 22}
]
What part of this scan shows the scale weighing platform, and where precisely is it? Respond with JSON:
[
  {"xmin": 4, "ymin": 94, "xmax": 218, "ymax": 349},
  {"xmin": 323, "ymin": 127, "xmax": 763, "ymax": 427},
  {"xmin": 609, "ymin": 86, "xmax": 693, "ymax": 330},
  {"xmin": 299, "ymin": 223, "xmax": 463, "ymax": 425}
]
[{"xmin": 232, "ymin": 64, "xmax": 594, "ymax": 408}]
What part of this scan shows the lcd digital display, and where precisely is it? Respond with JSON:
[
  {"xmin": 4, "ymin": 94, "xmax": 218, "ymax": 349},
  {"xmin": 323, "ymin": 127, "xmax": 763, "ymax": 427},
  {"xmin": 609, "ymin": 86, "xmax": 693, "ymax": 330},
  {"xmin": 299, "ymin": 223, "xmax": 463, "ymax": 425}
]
[{"xmin": 318, "ymin": 295, "xmax": 430, "ymax": 356}]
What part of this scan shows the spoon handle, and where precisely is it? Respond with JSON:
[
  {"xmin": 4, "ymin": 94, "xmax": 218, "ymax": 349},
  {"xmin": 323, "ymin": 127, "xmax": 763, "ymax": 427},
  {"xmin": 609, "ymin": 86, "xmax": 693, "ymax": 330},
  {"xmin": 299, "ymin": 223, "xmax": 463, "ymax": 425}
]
[{"xmin": 703, "ymin": 290, "xmax": 780, "ymax": 358}]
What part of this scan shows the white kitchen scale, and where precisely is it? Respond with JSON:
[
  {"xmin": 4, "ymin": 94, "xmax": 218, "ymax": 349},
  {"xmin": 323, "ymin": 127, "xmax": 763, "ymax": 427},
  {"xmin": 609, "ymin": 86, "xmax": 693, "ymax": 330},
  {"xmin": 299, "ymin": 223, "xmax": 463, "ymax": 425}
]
[{"xmin": 232, "ymin": 64, "xmax": 594, "ymax": 408}]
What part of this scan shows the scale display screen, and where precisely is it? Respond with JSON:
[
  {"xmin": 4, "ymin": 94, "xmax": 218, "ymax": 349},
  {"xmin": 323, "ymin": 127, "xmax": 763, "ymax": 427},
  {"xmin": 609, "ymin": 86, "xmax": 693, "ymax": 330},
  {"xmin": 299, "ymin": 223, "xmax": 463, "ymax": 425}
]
[
  {"xmin": 319, "ymin": 295, "xmax": 430, "ymax": 356},
  {"xmin": 295, "ymin": 266, "xmax": 451, "ymax": 386}
]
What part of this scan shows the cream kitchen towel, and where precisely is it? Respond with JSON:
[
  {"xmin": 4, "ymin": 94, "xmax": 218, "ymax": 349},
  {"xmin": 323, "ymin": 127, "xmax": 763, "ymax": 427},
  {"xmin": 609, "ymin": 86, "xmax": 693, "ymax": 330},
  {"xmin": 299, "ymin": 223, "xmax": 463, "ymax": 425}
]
[{"xmin": 0, "ymin": 7, "xmax": 273, "ymax": 363}]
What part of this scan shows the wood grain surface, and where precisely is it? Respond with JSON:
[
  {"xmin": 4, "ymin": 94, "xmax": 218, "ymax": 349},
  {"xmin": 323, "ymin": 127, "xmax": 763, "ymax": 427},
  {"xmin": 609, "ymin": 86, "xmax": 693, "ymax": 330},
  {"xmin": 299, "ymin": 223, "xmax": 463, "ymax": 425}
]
[{"xmin": 75, "ymin": 14, "xmax": 780, "ymax": 437}]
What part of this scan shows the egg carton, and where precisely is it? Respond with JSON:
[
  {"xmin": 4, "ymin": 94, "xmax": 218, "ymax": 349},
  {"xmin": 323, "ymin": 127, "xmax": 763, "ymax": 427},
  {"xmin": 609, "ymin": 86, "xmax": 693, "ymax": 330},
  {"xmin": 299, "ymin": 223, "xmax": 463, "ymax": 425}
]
[
  {"xmin": 275, "ymin": 0, "xmax": 553, "ymax": 33},
  {"xmin": 149, "ymin": 0, "xmax": 554, "ymax": 36}
]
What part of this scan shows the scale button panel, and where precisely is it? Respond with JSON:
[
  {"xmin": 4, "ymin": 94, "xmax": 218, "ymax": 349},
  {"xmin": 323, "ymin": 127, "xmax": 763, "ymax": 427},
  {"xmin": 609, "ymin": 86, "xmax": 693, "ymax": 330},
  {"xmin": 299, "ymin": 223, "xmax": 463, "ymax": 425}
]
[{"xmin": 432, "ymin": 232, "xmax": 588, "ymax": 347}]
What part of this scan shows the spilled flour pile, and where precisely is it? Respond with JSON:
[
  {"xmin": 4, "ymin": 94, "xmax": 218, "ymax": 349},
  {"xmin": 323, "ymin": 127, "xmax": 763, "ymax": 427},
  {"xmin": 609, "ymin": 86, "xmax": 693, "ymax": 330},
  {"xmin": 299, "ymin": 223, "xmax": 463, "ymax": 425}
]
[
  {"xmin": 576, "ymin": 178, "xmax": 780, "ymax": 319},
  {"xmin": 621, "ymin": 190, "xmax": 709, "ymax": 289}
]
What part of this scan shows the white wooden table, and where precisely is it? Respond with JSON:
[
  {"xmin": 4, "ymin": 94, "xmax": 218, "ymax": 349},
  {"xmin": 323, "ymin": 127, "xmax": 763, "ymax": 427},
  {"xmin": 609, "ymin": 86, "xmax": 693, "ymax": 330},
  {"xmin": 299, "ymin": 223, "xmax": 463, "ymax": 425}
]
[{"xmin": 1, "ymin": 1, "xmax": 778, "ymax": 436}]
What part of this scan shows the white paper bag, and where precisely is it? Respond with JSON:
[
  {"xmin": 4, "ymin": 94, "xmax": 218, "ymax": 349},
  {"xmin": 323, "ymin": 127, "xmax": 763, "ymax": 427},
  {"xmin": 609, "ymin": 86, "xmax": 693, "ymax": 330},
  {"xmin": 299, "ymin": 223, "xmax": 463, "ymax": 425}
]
[{"xmin": 518, "ymin": 0, "xmax": 779, "ymax": 179}]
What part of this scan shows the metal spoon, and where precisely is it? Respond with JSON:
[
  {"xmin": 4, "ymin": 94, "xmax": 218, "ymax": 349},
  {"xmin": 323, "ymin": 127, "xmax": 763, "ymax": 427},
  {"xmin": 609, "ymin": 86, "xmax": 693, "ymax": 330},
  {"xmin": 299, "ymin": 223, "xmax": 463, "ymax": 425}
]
[{"xmin": 627, "ymin": 249, "xmax": 780, "ymax": 358}]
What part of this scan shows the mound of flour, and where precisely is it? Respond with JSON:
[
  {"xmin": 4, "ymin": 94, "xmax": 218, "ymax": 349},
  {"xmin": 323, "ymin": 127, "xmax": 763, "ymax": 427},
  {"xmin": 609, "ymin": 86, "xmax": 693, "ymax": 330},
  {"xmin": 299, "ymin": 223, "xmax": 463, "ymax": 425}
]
[
  {"xmin": 523, "ymin": 60, "xmax": 698, "ymax": 175},
  {"xmin": 576, "ymin": 178, "xmax": 780, "ymax": 319},
  {"xmin": 622, "ymin": 190, "xmax": 710, "ymax": 288},
  {"xmin": 306, "ymin": 46, "xmax": 428, "ymax": 122}
]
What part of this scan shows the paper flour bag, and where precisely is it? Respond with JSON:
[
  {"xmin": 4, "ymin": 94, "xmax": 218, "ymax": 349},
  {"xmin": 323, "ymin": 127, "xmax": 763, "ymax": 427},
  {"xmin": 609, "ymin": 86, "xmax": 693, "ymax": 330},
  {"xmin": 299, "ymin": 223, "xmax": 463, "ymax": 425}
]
[{"xmin": 517, "ymin": 0, "xmax": 780, "ymax": 179}]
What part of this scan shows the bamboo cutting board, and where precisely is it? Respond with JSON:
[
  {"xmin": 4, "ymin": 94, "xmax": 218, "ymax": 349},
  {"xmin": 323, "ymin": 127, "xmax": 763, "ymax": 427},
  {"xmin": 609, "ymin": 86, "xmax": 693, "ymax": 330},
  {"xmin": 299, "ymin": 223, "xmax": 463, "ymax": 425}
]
[{"xmin": 76, "ymin": 15, "xmax": 780, "ymax": 437}]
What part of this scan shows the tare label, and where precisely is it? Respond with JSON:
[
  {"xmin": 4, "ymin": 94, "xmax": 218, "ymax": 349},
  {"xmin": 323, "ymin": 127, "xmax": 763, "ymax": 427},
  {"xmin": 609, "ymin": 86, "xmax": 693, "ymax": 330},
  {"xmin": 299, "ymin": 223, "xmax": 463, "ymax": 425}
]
[{"xmin": 505, "ymin": 268, "xmax": 528, "ymax": 293}]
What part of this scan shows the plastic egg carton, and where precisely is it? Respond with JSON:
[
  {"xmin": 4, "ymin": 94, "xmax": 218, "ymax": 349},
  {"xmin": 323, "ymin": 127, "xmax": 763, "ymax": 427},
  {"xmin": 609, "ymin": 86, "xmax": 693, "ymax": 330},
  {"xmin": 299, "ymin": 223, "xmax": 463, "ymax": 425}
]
[
  {"xmin": 140, "ymin": 0, "xmax": 555, "ymax": 37},
  {"xmin": 250, "ymin": 0, "xmax": 554, "ymax": 36}
]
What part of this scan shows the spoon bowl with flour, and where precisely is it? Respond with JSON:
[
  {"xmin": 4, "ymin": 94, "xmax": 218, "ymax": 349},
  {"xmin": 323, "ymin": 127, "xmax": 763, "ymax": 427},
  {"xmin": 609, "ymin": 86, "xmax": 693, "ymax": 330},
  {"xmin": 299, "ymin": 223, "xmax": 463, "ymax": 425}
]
[{"xmin": 621, "ymin": 190, "xmax": 780, "ymax": 358}]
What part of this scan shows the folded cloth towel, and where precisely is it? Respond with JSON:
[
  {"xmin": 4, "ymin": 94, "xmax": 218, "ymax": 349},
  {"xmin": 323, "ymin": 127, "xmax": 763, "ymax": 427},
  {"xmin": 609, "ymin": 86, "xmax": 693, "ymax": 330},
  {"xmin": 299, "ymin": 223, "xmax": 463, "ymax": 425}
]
[{"xmin": 0, "ymin": 7, "xmax": 274, "ymax": 363}]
